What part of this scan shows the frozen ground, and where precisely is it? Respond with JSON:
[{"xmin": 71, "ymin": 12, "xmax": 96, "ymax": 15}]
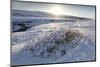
[{"xmin": 11, "ymin": 19, "xmax": 95, "ymax": 66}]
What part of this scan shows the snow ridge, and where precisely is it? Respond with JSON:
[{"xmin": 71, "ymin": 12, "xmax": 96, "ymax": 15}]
[{"xmin": 11, "ymin": 22, "xmax": 95, "ymax": 65}]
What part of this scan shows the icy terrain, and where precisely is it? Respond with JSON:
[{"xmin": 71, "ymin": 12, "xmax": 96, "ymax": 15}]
[
  {"xmin": 11, "ymin": 19, "xmax": 95, "ymax": 65},
  {"xmin": 12, "ymin": 10, "xmax": 92, "ymax": 32}
]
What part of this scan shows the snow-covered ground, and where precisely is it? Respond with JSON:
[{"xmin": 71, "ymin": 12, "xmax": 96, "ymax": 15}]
[{"xmin": 11, "ymin": 19, "xmax": 95, "ymax": 66}]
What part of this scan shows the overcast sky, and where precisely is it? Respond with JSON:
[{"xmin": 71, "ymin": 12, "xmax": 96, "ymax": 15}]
[{"xmin": 12, "ymin": 1, "xmax": 95, "ymax": 19}]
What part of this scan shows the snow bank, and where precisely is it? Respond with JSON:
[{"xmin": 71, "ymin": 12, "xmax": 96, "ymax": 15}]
[{"xmin": 11, "ymin": 22, "xmax": 95, "ymax": 65}]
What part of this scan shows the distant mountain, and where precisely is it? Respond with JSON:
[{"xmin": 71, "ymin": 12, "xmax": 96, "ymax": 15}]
[
  {"xmin": 12, "ymin": 9, "xmax": 91, "ymax": 20},
  {"xmin": 12, "ymin": 10, "xmax": 54, "ymax": 17},
  {"xmin": 60, "ymin": 15, "xmax": 91, "ymax": 20},
  {"xmin": 12, "ymin": 10, "xmax": 93, "ymax": 32}
]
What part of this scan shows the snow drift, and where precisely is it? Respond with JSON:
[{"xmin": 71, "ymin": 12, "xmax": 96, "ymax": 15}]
[{"xmin": 11, "ymin": 22, "xmax": 95, "ymax": 65}]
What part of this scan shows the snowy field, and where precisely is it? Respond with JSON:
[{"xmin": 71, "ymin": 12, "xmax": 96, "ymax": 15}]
[{"xmin": 11, "ymin": 17, "xmax": 96, "ymax": 66}]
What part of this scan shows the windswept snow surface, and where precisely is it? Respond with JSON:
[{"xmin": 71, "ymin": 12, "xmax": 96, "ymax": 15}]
[{"xmin": 11, "ymin": 20, "xmax": 95, "ymax": 66}]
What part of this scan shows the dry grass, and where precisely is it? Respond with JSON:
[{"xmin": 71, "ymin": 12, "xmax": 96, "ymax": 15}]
[{"xmin": 55, "ymin": 30, "xmax": 80, "ymax": 45}]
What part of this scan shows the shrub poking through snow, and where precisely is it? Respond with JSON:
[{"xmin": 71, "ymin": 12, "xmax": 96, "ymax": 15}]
[
  {"xmin": 27, "ymin": 29, "xmax": 82, "ymax": 58},
  {"xmin": 54, "ymin": 39, "xmax": 64, "ymax": 45},
  {"xmin": 64, "ymin": 30, "xmax": 80, "ymax": 42},
  {"xmin": 54, "ymin": 29, "xmax": 80, "ymax": 45}
]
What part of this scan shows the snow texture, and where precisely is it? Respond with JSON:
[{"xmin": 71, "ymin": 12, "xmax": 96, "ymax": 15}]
[
  {"xmin": 11, "ymin": 21, "xmax": 95, "ymax": 65},
  {"xmin": 11, "ymin": 10, "xmax": 95, "ymax": 66}
]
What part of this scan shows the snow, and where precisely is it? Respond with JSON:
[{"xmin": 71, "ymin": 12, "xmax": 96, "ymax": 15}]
[{"xmin": 11, "ymin": 19, "xmax": 95, "ymax": 66}]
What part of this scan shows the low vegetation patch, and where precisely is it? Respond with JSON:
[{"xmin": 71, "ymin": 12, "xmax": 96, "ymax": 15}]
[
  {"xmin": 54, "ymin": 30, "xmax": 80, "ymax": 45},
  {"xmin": 27, "ymin": 29, "xmax": 81, "ymax": 58}
]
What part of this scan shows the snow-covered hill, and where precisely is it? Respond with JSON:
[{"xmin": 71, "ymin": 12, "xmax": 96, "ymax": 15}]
[
  {"xmin": 12, "ymin": 10, "xmax": 93, "ymax": 32},
  {"xmin": 12, "ymin": 10, "xmax": 92, "ymax": 20},
  {"xmin": 11, "ymin": 21, "xmax": 95, "ymax": 66},
  {"xmin": 12, "ymin": 10, "xmax": 54, "ymax": 17}
]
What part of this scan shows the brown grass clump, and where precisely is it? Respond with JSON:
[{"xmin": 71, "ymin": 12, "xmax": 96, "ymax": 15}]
[
  {"xmin": 54, "ymin": 30, "xmax": 80, "ymax": 45},
  {"xmin": 64, "ymin": 30, "xmax": 79, "ymax": 42}
]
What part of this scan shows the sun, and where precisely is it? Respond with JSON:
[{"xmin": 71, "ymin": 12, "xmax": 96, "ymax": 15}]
[{"xmin": 47, "ymin": 5, "xmax": 65, "ymax": 16}]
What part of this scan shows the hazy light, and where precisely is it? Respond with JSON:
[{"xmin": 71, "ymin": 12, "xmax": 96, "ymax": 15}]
[{"xmin": 47, "ymin": 5, "xmax": 65, "ymax": 16}]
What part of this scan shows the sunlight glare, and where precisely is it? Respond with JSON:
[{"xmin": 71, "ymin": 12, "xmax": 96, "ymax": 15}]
[{"xmin": 47, "ymin": 5, "xmax": 65, "ymax": 16}]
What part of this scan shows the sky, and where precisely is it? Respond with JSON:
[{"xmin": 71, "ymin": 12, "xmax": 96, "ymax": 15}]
[{"xmin": 12, "ymin": 1, "xmax": 96, "ymax": 19}]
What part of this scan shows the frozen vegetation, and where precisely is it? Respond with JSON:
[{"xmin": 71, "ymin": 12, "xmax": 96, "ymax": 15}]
[{"xmin": 11, "ymin": 10, "xmax": 95, "ymax": 66}]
